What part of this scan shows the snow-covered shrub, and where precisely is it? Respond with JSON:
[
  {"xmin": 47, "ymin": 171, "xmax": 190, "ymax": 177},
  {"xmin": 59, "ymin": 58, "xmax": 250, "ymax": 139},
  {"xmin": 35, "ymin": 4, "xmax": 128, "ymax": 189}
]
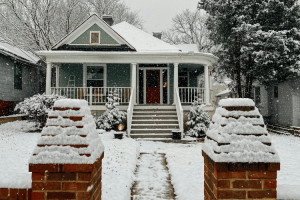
[
  {"xmin": 185, "ymin": 99, "xmax": 210, "ymax": 138},
  {"xmin": 95, "ymin": 89, "xmax": 126, "ymax": 131},
  {"xmin": 14, "ymin": 93, "xmax": 65, "ymax": 128}
]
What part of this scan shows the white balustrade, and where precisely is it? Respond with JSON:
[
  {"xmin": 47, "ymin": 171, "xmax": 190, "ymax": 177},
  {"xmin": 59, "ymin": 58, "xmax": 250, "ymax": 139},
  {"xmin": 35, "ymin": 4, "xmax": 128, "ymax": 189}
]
[
  {"xmin": 178, "ymin": 87, "xmax": 205, "ymax": 104},
  {"xmin": 175, "ymin": 88, "xmax": 184, "ymax": 138},
  {"xmin": 50, "ymin": 87, "xmax": 131, "ymax": 105},
  {"xmin": 127, "ymin": 86, "xmax": 136, "ymax": 137}
]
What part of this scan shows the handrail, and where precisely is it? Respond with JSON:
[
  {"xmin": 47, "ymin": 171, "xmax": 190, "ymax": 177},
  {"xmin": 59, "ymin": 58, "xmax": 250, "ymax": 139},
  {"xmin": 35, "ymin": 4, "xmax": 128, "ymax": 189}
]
[
  {"xmin": 127, "ymin": 86, "xmax": 135, "ymax": 137},
  {"xmin": 178, "ymin": 87, "xmax": 205, "ymax": 104},
  {"xmin": 175, "ymin": 88, "xmax": 184, "ymax": 138}
]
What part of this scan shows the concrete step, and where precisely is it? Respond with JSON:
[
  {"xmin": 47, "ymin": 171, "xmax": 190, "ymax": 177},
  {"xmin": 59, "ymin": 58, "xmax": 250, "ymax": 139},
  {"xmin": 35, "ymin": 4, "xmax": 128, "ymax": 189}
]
[
  {"xmin": 131, "ymin": 124, "xmax": 179, "ymax": 129},
  {"xmin": 133, "ymin": 115, "xmax": 178, "ymax": 120},
  {"xmin": 131, "ymin": 129, "xmax": 174, "ymax": 134},
  {"xmin": 130, "ymin": 133, "xmax": 173, "ymax": 138},
  {"xmin": 134, "ymin": 105, "xmax": 175, "ymax": 109},
  {"xmin": 132, "ymin": 120, "xmax": 178, "ymax": 124}
]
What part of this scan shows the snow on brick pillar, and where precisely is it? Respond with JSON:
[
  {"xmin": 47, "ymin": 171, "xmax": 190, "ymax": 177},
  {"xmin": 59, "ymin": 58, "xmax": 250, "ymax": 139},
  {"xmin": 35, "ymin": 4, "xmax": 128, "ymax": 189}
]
[
  {"xmin": 202, "ymin": 98, "xmax": 280, "ymax": 200},
  {"xmin": 29, "ymin": 99, "xmax": 104, "ymax": 200}
]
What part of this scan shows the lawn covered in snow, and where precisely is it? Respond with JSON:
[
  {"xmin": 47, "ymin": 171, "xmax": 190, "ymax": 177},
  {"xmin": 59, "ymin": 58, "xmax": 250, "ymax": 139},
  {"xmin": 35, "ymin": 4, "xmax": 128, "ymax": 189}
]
[{"xmin": 0, "ymin": 120, "xmax": 299, "ymax": 199}]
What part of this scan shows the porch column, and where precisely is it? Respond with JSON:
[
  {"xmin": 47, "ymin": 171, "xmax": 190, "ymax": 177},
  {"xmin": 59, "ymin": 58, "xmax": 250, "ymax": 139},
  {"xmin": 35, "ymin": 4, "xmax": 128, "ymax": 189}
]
[
  {"xmin": 131, "ymin": 63, "xmax": 137, "ymax": 104},
  {"xmin": 173, "ymin": 63, "xmax": 179, "ymax": 103},
  {"xmin": 204, "ymin": 64, "xmax": 210, "ymax": 105},
  {"xmin": 46, "ymin": 62, "xmax": 52, "ymax": 95},
  {"xmin": 55, "ymin": 65, "xmax": 59, "ymax": 88}
]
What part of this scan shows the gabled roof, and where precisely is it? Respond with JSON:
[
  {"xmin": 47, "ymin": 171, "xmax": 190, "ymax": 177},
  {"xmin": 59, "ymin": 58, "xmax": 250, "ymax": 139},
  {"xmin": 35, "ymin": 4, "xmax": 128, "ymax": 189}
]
[
  {"xmin": 0, "ymin": 42, "xmax": 40, "ymax": 64},
  {"xmin": 173, "ymin": 44, "xmax": 199, "ymax": 52},
  {"xmin": 112, "ymin": 22, "xmax": 180, "ymax": 52},
  {"xmin": 52, "ymin": 14, "xmax": 135, "ymax": 50}
]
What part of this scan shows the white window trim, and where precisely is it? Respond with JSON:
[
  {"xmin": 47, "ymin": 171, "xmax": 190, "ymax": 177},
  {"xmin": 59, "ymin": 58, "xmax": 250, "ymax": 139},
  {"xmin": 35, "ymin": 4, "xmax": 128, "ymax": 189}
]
[
  {"xmin": 90, "ymin": 31, "xmax": 100, "ymax": 45},
  {"xmin": 83, "ymin": 63, "xmax": 107, "ymax": 87}
]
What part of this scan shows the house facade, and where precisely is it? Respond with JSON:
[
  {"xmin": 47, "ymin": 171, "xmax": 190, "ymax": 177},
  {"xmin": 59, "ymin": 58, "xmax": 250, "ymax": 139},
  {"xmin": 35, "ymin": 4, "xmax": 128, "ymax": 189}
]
[
  {"xmin": 37, "ymin": 15, "xmax": 218, "ymax": 138},
  {"xmin": 0, "ymin": 42, "xmax": 45, "ymax": 116}
]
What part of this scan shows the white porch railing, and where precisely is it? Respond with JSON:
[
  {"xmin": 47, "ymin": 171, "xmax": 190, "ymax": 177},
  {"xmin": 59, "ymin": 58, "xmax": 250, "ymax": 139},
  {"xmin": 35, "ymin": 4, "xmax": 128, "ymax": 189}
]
[
  {"xmin": 175, "ymin": 88, "xmax": 184, "ymax": 138},
  {"xmin": 179, "ymin": 87, "xmax": 205, "ymax": 104},
  {"xmin": 127, "ymin": 86, "xmax": 136, "ymax": 137},
  {"xmin": 51, "ymin": 87, "xmax": 131, "ymax": 105}
]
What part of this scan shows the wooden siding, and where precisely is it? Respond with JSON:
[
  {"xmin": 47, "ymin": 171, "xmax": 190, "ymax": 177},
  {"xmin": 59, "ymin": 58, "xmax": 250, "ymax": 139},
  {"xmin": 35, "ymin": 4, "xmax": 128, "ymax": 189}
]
[{"xmin": 71, "ymin": 23, "xmax": 118, "ymax": 45}]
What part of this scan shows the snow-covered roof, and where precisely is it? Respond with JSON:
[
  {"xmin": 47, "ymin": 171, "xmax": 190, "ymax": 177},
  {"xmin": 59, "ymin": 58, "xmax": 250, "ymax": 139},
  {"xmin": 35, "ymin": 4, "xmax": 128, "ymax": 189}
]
[
  {"xmin": 0, "ymin": 42, "xmax": 40, "ymax": 64},
  {"xmin": 173, "ymin": 44, "xmax": 199, "ymax": 52},
  {"xmin": 112, "ymin": 22, "xmax": 180, "ymax": 52},
  {"xmin": 215, "ymin": 89, "xmax": 231, "ymax": 97}
]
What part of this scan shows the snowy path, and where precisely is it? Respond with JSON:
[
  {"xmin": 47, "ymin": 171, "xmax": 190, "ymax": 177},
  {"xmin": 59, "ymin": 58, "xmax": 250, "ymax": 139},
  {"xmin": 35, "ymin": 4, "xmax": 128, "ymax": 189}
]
[{"xmin": 131, "ymin": 153, "xmax": 176, "ymax": 200}]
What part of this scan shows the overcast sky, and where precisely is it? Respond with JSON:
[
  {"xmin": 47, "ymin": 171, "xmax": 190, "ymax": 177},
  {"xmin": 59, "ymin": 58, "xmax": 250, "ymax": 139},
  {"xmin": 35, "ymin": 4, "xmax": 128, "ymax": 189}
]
[{"xmin": 123, "ymin": 0, "xmax": 199, "ymax": 33}]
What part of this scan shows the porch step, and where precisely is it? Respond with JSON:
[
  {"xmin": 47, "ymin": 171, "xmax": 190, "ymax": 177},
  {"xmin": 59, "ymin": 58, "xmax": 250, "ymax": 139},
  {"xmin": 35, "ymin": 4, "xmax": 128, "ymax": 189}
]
[
  {"xmin": 133, "ymin": 111, "xmax": 177, "ymax": 115},
  {"xmin": 129, "ymin": 105, "xmax": 180, "ymax": 140},
  {"xmin": 133, "ymin": 115, "xmax": 178, "ymax": 120},
  {"xmin": 131, "ymin": 124, "xmax": 179, "ymax": 129},
  {"xmin": 130, "ymin": 133, "xmax": 173, "ymax": 138},
  {"xmin": 132, "ymin": 120, "xmax": 178, "ymax": 124}
]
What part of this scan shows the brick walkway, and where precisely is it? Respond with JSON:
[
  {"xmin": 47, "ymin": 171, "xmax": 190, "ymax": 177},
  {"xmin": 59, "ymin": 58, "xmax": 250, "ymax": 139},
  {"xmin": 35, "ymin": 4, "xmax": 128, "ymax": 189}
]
[{"xmin": 131, "ymin": 153, "xmax": 176, "ymax": 200}]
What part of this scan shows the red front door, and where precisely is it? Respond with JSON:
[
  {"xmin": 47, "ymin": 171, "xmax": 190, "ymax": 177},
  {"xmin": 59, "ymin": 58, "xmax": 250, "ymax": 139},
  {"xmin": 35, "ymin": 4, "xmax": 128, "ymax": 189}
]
[{"xmin": 146, "ymin": 70, "xmax": 160, "ymax": 103}]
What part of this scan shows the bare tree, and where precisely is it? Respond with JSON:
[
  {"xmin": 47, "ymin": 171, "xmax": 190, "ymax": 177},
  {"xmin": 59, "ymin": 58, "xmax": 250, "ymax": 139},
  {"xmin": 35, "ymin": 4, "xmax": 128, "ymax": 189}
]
[
  {"xmin": 162, "ymin": 9, "xmax": 214, "ymax": 53},
  {"xmin": 0, "ymin": 0, "xmax": 143, "ymax": 51},
  {"xmin": 87, "ymin": 0, "xmax": 143, "ymax": 29}
]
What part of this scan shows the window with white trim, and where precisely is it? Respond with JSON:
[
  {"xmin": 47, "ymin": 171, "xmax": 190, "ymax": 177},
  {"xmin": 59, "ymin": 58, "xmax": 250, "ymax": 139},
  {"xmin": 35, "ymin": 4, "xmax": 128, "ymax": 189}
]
[
  {"xmin": 87, "ymin": 66, "xmax": 104, "ymax": 87},
  {"xmin": 251, "ymin": 86, "xmax": 261, "ymax": 105},
  {"xmin": 90, "ymin": 31, "xmax": 100, "ymax": 44}
]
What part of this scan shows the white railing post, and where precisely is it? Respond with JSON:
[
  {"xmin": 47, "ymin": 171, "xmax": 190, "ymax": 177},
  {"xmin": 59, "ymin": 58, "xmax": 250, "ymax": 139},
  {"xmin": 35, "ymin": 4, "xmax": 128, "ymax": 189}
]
[
  {"xmin": 131, "ymin": 63, "xmax": 137, "ymax": 105},
  {"xmin": 89, "ymin": 86, "xmax": 93, "ymax": 105},
  {"xmin": 173, "ymin": 63, "xmax": 179, "ymax": 104},
  {"xmin": 175, "ymin": 88, "xmax": 184, "ymax": 138}
]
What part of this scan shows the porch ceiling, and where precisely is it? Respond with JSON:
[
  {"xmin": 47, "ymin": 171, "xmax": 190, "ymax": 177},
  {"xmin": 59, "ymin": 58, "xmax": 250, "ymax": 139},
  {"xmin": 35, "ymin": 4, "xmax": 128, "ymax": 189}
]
[{"xmin": 37, "ymin": 51, "xmax": 218, "ymax": 66}]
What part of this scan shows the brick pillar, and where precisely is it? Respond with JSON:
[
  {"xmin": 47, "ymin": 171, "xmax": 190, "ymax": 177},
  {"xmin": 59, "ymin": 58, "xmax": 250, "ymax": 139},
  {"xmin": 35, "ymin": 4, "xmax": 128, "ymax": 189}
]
[
  {"xmin": 29, "ymin": 100, "xmax": 104, "ymax": 200},
  {"xmin": 203, "ymin": 99, "xmax": 280, "ymax": 200},
  {"xmin": 30, "ymin": 153, "xmax": 104, "ymax": 200}
]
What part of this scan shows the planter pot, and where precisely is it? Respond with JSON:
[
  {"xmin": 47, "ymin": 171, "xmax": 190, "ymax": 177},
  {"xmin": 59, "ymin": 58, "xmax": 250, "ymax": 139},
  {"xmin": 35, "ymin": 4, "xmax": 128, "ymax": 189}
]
[
  {"xmin": 114, "ymin": 132, "xmax": 123, "ymax": 139},
  {"xmin": 172, "ymin": 130, "xmax": 181, "ymax": 140}
]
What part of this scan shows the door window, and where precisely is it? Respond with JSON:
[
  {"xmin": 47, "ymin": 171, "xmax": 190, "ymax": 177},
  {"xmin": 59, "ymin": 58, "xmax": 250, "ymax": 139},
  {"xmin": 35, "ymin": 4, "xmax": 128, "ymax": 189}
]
[{"xmin": 147, "ymin": 71, "xmax": 159, "ymax": 88}]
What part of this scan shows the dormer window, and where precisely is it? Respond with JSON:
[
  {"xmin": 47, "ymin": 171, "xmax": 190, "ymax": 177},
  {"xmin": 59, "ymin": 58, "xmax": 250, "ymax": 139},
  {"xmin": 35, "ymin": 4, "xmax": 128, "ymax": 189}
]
[{"xmin": 90, "ymin": 31, "xmax": 100, "ymax": 44}]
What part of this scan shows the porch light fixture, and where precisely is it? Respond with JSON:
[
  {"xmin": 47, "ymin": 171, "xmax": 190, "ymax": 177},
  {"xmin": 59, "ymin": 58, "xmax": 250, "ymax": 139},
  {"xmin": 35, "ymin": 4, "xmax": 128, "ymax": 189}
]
[
  {"xmin": 118, "ymin": 124, "xmax": 124, "ymax": 131},
  {"xmin": 163, "ymin": 82, "xmax": 167, "ymax": 87}
]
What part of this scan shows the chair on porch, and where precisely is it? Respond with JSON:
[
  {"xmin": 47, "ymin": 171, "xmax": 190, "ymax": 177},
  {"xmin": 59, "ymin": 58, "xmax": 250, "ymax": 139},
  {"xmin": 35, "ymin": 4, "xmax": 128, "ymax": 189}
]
[
  {"xmin": 124, "ymin": 88, "xmax": 131, "ymax": 103},
  {"xmin": 94, "ymin": 88, "xmax": 103, "ymax": 105},
  {"xmin": 77, "ymin": 88, "xmax": 86, "ymax": 99}
]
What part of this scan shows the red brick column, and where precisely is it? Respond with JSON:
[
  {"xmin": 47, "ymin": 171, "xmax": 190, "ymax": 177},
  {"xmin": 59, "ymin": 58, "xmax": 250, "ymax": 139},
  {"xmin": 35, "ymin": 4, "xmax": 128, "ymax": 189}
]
[
  {"xmin": 203, "ymin": 152, "xmax": 279, "ymax": 199},
  {"xmin": 30, "ymin": 153, "xmax": 104, "ymax": 200}
]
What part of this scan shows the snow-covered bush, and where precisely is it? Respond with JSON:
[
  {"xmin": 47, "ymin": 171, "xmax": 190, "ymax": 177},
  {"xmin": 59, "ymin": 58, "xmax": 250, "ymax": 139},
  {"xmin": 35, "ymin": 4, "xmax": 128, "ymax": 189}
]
[
  {"xmin": 14, "ymin": 93, "xmax": 65, "ymax": 128},
  {"xmin": 185, "ymin": 99, "xmax": 210, "ymax": 138},
  {"xmin": 95, "ymin": 89, "xmax": 126, "ymax": 131}
]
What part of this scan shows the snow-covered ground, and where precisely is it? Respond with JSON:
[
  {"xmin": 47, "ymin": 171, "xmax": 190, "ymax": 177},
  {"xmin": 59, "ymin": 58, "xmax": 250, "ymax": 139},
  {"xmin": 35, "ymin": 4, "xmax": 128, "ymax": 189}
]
[
  {"xmin": 0, "ymin": 121, "xmax": 39, "ymax": 188},
  {"xmin": 0, "ymin": 121, "xmax": 299, "ymax": 199}
]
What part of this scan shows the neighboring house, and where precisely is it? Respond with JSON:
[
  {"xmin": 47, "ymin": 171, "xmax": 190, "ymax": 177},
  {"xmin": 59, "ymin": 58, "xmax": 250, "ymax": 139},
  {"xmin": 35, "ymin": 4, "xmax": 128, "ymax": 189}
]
[
  {"xmin": 0, "ymin": 41, "xmax": 45, "ymax": 116},
  {"xmin": 37, "ymin": 14, "xmax": 218, "ymax": 139},
  {"xmin": 265, "ymin": 79, "xmax": 300, "ymax": 127}
]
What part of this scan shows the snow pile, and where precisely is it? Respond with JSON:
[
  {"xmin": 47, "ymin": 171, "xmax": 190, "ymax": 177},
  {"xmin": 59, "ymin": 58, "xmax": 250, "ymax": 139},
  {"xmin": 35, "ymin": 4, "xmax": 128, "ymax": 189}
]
[
  {"xmin": 29, "ymin": 99, "xmax": 104, "ymax": 164},
  {"xmin": 203, "ymin": 98, "xmax": 280, "ymax": 162},
  {"xmin": 219, "ymin": 98, "xmax": 255, "ymax": 107},
  {"xmin": 100, "ymin": 133, "xmax": 139, "ymax": 200}
]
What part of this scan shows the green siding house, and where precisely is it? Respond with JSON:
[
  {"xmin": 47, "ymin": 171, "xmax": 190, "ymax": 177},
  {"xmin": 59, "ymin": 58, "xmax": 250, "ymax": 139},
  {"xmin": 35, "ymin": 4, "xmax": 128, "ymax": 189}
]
[{"xmin": 37, "ymin": 14, "xmax": 218, "ymax": 139}]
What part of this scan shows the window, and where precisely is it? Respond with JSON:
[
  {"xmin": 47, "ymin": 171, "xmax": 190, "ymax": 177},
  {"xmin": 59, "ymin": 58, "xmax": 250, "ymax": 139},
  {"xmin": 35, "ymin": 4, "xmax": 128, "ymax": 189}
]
[
  {"xmin": 178, "ymin": 71, "xmax": 188, "ymax": 87},
  {"xmin": 90, "ymin": 31, "xmax": 100, "ymax": 44},
  {"xmin": 87, "ymin": 66, "xmax": 104, "ymax": 87},
  {"xmin": 274, "ymin": 85, "xmax": 278, "ymax": 98},
  {"xmin": 14, "ymin": 63, "xmax": 22, "ymax": 90}
]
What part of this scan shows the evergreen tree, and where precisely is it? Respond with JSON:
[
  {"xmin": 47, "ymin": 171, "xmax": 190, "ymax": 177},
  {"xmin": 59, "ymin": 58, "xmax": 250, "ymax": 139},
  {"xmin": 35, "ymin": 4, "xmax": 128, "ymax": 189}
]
[
  {"xmin": 199, "ymin": 0, "xmax": 300, "ymax": 97},
  {"xmin": 185, "ymin": 99, "xmax": 211, "ymax": 138},
  {"xmin": 95, "ymin": 89, "xmax": 126, "ymax": 131}
]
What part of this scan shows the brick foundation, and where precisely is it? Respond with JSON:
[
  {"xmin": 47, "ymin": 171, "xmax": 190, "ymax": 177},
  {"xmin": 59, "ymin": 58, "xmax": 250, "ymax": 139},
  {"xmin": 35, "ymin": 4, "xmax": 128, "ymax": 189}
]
[
  {"xmin": 29, "ymin": 152, "xmax": 104, "ymax": 200},
  {"xmin": 203, "ymin": 151, "xmax": 279, "ymax": 199},
  {"xmin": 0, "ymin": 188, "xmax": 31, "ymax": 200}
]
